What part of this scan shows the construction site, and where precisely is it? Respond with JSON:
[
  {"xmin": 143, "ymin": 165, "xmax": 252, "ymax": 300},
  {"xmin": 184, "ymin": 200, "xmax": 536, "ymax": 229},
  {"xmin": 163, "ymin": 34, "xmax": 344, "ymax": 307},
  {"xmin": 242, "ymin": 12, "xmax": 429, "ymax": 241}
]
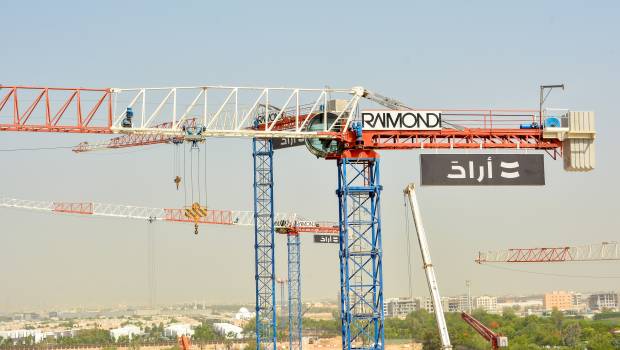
[{"xmin": 1, "ymin": 2, "xmax": 618, "ymax": 350}]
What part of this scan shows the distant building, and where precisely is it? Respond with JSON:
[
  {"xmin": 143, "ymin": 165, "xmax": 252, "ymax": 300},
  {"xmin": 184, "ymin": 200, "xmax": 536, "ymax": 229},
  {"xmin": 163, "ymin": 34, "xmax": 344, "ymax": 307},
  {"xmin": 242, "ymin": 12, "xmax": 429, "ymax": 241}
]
[
  {"xmin": 421, "ymin": 297, "xmax": 434, "ymax": 313},
  {"xmin": 164, "ymin": 324, "xmax": 195, "ymax": 338},
  {"xmin": 456, "ymin": 295, "xmax": 472, "ymax": 313},
  {"xmin": 444, "ymin": 297, "xmax": 460, "ymax": 313},
  {"xmin": 110, "ymin": 325, "xmax": 142, "ymax": 342},
  {"xmin": 213, "ymin": 323, "xmax": 244, "ymax": 339},
  {"xmin": 475, "ymin": 296, "xmax": 498, "ymax": 313},
  {"xmin": 0, "ymin": 330, "xmax": 46, "ymax": 344},
  {"xmin": 543, "ymin": 291, "xmax": 574, "ymax": 311},
  {"xmin": 588, "ymin": 292, "xmax": 619, "ymax": 311},
  {"xmin": 384, "ymin": 298, "xmax": 419, "ymax": 318},
  {"xmin": 234, "ymin": 307, "xmax": 255, "ymax": 321},
  {"xmin": 497, "ymin": 299, "xmax": 543, "ymax": 314},
  {"xmin": 420, "ymin": 297, "xmax": 459, "ymax": 313}
]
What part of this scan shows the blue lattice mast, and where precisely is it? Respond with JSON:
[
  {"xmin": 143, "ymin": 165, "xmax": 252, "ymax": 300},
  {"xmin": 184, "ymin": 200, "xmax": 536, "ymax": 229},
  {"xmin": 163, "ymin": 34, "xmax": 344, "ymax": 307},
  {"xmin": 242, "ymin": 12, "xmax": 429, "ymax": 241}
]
[
  {"xmin": 253, "ymin": 138, "xmax": 277, "ymax": 350},
  {"xmin": 287, "ymin": 232, "xmax": 302, "ymax": 350},
  {"xmin": 336, "ymin": 151, "xmax": 385, "ymax": 350}
]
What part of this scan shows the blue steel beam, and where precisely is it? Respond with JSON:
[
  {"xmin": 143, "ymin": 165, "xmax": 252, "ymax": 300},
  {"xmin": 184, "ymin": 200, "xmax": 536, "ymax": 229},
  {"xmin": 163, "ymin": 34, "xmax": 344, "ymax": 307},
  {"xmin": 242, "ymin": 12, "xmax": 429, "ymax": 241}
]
[
  {"xmin": 253, "ymin": 139, "xmax": 277, "ymax": 350},
  {"xmin": 336, "ymin": 156, "xmax": 385, "ymax": 350},
  {"xmin": 287, "ymin": 233, "xmax": 302, "ymax": 350}
]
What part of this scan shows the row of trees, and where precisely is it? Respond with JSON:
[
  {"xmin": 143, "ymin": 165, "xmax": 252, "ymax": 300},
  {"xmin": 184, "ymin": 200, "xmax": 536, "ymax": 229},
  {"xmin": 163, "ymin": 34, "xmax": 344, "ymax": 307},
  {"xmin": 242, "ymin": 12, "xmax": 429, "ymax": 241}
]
[
  {"xmin": 294, "ymin": 309, "xmax": 618, "ymax": 349},
  {"xmin": 2, "ymin": 310, "xmax": 618, "ymax": 349},
  {"xmin": 365, "ymin": 309, "xmax": 619, "ymax": 349}
]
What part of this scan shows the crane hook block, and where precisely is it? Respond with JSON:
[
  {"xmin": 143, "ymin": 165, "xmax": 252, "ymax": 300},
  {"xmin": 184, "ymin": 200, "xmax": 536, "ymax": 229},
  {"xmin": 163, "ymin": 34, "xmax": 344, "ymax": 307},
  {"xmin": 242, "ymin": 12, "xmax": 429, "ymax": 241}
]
[
  {"xmin": 184, "ymin": 202, "xmax": 208, "ymax": 235},
  {"xmin": 174, "ymin": 176, "xmax": 182, "ymax": 190}
]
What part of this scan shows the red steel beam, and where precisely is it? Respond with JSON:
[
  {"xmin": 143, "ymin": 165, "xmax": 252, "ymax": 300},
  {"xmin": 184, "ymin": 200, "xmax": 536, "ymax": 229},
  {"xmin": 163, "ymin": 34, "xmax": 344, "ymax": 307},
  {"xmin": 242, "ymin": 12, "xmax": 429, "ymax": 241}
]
[
  {"xmin": 0, "ymin": 86, "xmax": 113, "ymax": 133},
  {"xmin": 505, "ymin": 247, "xmax": 572, "ymax": 262},
  {"xmin": 52, "ymin": 202, "xmax": 94, "ymax": 215}
]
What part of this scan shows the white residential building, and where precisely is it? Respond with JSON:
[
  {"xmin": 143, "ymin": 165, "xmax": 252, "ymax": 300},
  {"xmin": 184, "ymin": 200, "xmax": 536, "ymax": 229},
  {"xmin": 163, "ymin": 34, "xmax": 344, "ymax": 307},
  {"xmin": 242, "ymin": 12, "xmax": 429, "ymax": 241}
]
[
  {"xmin": 384, "ymin": 298, "xmax": 419, "ymax": 318},
  {"xmin": 475, "ymin": 296, "xmax": 498, "ymax": 313},
  {"xmin": 456, "ymin": 295, "xmax": 472, "ymax": 313},
  {"xmin": 164, "ymin": 324, "xmax": 195, "ymax": 338},
  {"xmin": 0, "ymin": 330, "xmax": 46, "ymax": 344},
  {"xmin": 213, "ymin": 323, "xmax": 244, "ymax": 339},
  {"xmin": 421, "ymin": 297, "xmax": 457, "ymax": 313},
  {"xmin": 110, "ymin": 325, "xmax": 142, "ymax": 342}
]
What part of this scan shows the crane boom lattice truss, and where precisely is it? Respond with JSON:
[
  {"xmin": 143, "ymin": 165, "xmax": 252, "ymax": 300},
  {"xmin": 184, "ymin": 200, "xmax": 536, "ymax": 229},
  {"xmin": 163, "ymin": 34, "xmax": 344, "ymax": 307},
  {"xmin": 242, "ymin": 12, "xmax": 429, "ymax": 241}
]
[
  {"xmin": 476, "ymin": 242, "xmax": 620, "ymax": 263},
  {"xmin": 0, "ymin": 196, "xmax": 340, "ymax": 231}
]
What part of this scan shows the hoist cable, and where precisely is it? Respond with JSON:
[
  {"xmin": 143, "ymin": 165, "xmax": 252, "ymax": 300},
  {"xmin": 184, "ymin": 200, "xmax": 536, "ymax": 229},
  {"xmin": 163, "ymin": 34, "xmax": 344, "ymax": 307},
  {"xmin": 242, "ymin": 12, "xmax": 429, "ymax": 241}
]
[
  {"xmin": 183, "ymin": 142, "xmax": 187, "ymax": 206},
  {"xmin": 190, "ymin": 146, "xmax": 195, "ymax": 204},
  {"xmin": 203, "ymin": 141, "xmax": 208, "ymax": 208},
  {"xmin": 196, "ymin": 146, "xmax": 201, "ymax": 205},
  {"xmin": 403, "ymin": 195, "xmax": 415, "ymax": 345}
]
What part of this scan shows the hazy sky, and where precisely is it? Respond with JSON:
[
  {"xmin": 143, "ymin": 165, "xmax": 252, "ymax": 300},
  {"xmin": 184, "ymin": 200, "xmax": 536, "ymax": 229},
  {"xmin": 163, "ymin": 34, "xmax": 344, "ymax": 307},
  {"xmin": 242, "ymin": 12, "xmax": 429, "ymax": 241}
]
[{"xmin": 1, "ymin": 1, "xmax": 619, "ymax": 312}]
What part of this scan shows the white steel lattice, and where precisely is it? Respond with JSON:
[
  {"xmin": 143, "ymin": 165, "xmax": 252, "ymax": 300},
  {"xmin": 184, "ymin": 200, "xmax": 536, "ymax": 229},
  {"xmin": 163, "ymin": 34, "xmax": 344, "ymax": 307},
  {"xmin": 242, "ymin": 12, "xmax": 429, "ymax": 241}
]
[{"xmin": 110, "ymin": 86, "xmax": 363, "ymax": 138}]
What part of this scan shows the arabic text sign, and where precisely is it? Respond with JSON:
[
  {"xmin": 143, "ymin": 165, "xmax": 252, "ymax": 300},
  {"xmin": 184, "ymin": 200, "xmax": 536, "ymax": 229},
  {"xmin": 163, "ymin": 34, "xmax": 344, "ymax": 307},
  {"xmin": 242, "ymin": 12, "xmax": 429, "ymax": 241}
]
[
  {"xmin": 313, "ymin": 234, "xmax": 339, "ymax": 244},
  {"xmin": 420, "ymin": 154, "xmax": 545, "ymax": 186},
  {"xmin": 361, "ymin": 110, "xmax": 442, "ymax": 130},
  {"xmin": 273, "ymin": 137, "xmax": 305, "ymax": 150}
]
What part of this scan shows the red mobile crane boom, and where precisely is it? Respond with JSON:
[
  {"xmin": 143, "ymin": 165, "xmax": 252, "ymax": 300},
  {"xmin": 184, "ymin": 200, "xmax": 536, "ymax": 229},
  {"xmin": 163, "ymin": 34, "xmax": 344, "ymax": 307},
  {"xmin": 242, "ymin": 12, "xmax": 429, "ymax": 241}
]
[{"xmin": 461, "ymin": 312, "xmax": 508, "ymax": 349}]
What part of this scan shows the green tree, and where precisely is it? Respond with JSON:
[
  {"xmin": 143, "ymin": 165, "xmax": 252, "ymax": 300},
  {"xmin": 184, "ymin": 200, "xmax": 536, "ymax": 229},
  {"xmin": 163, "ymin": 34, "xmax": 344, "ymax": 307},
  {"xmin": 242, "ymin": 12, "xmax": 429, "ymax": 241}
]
[
  {"xmin": 587, "ymin": 332, "xmax": 614, "ymax": 350},
  {"xmin": 550, "ymin": 308, "xmax": 564, "ymax": 330},
  {"xmin": 562, "ymin": 321, "xmax": 581, "ymax": 347},
  {"xmin": 193, "ymin": 321, "xmax": 221, "ymax": 342}
]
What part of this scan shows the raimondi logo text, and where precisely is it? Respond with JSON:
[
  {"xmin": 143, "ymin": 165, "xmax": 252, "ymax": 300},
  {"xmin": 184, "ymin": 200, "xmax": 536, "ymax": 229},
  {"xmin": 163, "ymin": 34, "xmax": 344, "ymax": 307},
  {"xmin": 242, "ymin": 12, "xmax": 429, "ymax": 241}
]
[{"xmin": 361, "ymin": 110, "xmax": 442, "ymax": 130}]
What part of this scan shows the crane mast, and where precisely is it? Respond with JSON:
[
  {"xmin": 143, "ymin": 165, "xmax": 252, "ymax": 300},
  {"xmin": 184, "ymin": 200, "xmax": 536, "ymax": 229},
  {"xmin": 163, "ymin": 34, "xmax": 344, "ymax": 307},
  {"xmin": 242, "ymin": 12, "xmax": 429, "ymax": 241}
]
[{"xmin": 403, "ymin": 184, "xmax": 452, "ymax": 350}]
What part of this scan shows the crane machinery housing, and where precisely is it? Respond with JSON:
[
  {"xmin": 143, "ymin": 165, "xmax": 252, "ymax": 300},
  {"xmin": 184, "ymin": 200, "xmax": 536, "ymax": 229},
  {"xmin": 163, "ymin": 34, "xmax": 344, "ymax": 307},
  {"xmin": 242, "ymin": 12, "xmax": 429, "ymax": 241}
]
[{"xmin": 0, "ymin": 83, "xmax": 596, "ymax": 350}]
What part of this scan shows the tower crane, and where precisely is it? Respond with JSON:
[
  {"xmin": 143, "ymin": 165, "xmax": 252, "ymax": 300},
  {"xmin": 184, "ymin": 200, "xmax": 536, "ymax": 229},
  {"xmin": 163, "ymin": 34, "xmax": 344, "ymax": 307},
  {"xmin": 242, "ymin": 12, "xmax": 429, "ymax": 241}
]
[
  {"xmin": 0, "ymin": 83, "xmax": 596, "ymax": 350},
  {"xmin": 0, "ymin": 194, "xmax": 336, "ymax": 350},
  {"xmin": 460, "ymin": 312, "xmax": 508, "ymax": 350},
  {"xmin": 475, "ymin": 242, "xmax": 620, "ymax": 263}
]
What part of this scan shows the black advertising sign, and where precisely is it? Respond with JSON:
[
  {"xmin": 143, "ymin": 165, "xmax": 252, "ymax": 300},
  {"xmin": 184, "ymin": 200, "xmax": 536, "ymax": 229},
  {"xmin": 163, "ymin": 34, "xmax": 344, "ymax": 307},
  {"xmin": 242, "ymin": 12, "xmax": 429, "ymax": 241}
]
[
  {"xmin": 420, "ymin": 154, "xmax": 545, "ymax": 186},
  {"xmin": 273, "ymin": 138, "xmax": 305, "ymax": 150},
  {"xmin": 313, "ymin": 234, "xmax": 339, "ymax": 244}
]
